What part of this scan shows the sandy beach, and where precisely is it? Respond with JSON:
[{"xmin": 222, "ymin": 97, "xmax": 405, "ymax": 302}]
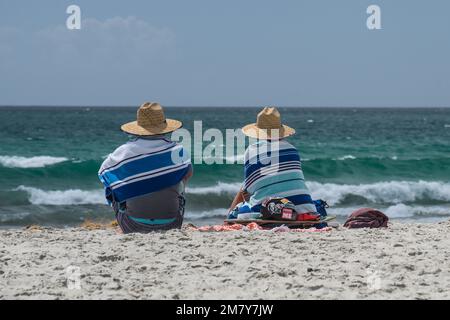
[{"xmin": 0, "ymin": 221, "xmax": 449, "ymax": 300}]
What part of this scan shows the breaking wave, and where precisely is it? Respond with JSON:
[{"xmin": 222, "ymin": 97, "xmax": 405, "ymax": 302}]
[
  {"xmin": 186, "ymin": 180, "xmax": 450, "ymax": 206},
  {"xmin": 15, "ymin": 186, "xmax": 105, "ymax": 205},
  {"xmin": 185, "ymin": 208, "xmax": 228, "ymax": 220},
  {"xmin": 186, "ymin": 182, "xmax": 242, "ymax": 195},
  {"xmin": 335, "ymin": 155, "xmax": 357, "ymax": 161},
  {"xmin": 11, "ymin": 180, "xmax": 450, "ymax": 220},
  {"xmin": 0, "ymin": 156, "xmax": 68, "ymax": 168},
  {"xmin": 307, "ymin": 180, "xmax": 450, "ymax": 205},
  {"xmin": 326, "ymin": 203, "xmax": 450, "ymax": 219}
]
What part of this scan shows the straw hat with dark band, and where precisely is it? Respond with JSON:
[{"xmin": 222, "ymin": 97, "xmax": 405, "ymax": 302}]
[
  {"xmin": 121, "ymin": 102, "xmax": 182, "ymax": 136},
  {"xmin": 242, "ymin": 107, "xmax": 295, "ymax": 139}
]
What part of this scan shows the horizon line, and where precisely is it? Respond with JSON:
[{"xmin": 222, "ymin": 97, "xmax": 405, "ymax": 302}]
[{"xmin": 1, "ymin": 105, "xmax": 450, "ymax": 108}]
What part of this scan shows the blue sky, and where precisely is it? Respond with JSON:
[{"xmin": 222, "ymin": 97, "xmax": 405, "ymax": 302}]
[{"xmin": 0, "ymin": 0, "xmax": 449, "ymax": 107}]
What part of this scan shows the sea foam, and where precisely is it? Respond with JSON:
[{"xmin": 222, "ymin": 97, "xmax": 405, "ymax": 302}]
[
  {"xmin": 186, "ymin": 180, "xmax": 450, "ymax": 205},
  {"xmin": 185, "ymin": 208, "xmax": 229, "ymax": 220},
  {"xmin": 14, "ymin": 180, "xmax": 450, "ymax": 210},
  {"xmin": 335, "ymin": 155, "xmax": 357, "ymax": 161},
  {"xmin": 308, "ymin": 180, "xmax": 450, "ymax": 205},
  {"xmin": 16, "ymin": 186, "xmax": 105, "ymax": 205},
  {"xmin": 383, "ymin": 203, "xmax": 450, "ymax": 218},
  {"xmin": 327, "ymin": 204, "xmax": 450, "ymax": 218},
  {"xmin": 186, "ymin": 182, "xmax": 242, "ymax": 195},
  {"xmin": 0, "ymin": 156, "xmax": 68, "ymax": 168}
]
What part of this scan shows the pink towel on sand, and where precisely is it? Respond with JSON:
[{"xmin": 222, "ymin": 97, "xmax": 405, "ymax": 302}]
[{"xmin": 189, "ymin": 222, "xmax": 332, "ymax": 232}]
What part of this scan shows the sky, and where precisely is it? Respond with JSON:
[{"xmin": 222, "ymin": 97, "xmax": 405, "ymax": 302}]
[{"xmin": 0, "ymin": 0, "xmax": 449, "ymax": 107}]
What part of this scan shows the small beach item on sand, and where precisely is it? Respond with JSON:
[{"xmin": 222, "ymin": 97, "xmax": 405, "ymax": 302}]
[
  {"xmin": 344, "ymin": 208, "xmax": 388, "ymax": 228},
  {"xmin": 296, "ymin": 213, "xmax": 321, "ymax": 221},
  {"xmin": 228, "ymin": 201, "xmax": 252, "ymax": 219},
  {"xmin": 236, "ymin": 212, "xmax": 262, "ymax": 220},
  {"xmin": 260, "ymin": 197, "xmax": 298, "ymax": 221}
]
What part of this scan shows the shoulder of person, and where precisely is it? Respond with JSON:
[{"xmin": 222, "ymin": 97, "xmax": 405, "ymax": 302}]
[
  {"xmin": 277, "ymin": 139, "xmax": 296, "ymax": 150},
  {"xmin": 244, "ymin": 140, "xmax": 265, "ymax": 162},
  {"xmin": 98, "ymin": 142, "xmax": 132, "ymax": 173}
]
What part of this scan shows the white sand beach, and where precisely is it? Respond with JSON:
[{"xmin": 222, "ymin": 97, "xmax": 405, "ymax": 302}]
[{"xmin": 0, "ymin": 221, "xmax": 449, "ymax": 300}]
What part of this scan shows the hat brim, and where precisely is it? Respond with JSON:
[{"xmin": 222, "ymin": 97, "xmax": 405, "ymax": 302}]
[
  {"xmin": 121, "ymin": 118, "xmax": 182, "ymax": 136},
  {"xmin": 242, "ymin": 123, "xmax": 295, "ymax": 139}
]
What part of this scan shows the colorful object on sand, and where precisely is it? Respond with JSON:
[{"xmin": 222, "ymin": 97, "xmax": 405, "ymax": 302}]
[
  {"xmin": 228, "ymin": 202, "xmax": 252, "ymax": 219},
  {"xmin": 227, "ymin": 198, "xmax": 331, "ymax": 229},
  {"xmin": 344, "ymin": 208, "xmax": 389, "ymax": 228},
  {"xmin": 224, "ymin": 215, "xmax": 335, "ymax": 227},
  {"xmin": 188, "ymin": 222, "xmax": 332, "ymax": 232},
  {"xmin": 296, "ymin": 213, "xmax": 321, "ymax": 221},
  {"xmin": 237, "ymin": 213, "xmax": 262, "ymax": 220},
  {"xmin": 260, "ymin": 197, "xmax": 298, "ymax": 221}
]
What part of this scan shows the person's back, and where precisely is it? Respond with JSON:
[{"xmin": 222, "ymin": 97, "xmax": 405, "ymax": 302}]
[
  {"xmin": 243, "ymin": 139, "xmax": 316, "ymax": 214},
  {"xmin": 98, "ymin": 103, "xmax": 192, "ymax": 233},
  {"xmin": 228, "ymin": 106, "xmax": 316, "ymax": 215}
]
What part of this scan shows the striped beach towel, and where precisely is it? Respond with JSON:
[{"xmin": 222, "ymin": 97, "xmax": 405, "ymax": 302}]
[
  {"xmin": 98, "ymin": 137, "xmax": 191, "ymax": 204},
  {"xmin": 243, "ymin": 140, "xmax": 316, "ymax": 214}
]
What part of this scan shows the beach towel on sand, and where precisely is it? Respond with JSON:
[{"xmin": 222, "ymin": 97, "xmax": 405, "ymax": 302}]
[{"xmin": 188, "ymin": 222, "xmax": 332, "ymax": 232}]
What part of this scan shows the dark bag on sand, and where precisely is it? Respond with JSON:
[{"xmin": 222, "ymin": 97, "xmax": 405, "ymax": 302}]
[
  {"xmin": 260, "ymin": 197, "xmax": 298, "ymax": 221},
  {"xmin": 344, "ymin": 208, "xmax": 388, "ymax": 229}
]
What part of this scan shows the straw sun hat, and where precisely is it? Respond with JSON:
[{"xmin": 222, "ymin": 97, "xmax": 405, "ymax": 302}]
[
  {"xmin": 121, "ymin": 102, "xmax": 182, "ymax": 136},
  {"xmin": 242, "ymin": 107, "xmax": 295, "ymax": 139}
]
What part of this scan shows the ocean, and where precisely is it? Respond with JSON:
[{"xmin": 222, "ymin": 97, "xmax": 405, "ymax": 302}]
[{"xmin": 0, "ymin": 106, "xmax": 449, "ymax": 227}]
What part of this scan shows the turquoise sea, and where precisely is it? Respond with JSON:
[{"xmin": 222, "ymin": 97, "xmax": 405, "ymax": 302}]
[{"xmin": 1, "ymin": 107, "xmax": 449, "ymax": 226}]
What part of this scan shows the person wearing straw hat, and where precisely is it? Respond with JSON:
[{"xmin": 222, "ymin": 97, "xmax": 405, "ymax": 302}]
[
  {"xmin": 228, "ymin": 106, "xmax": 317, "ymax": 216},
  {"xmin": 98, "ymin": 102, "xmax": 192, "ymax": 234}
]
